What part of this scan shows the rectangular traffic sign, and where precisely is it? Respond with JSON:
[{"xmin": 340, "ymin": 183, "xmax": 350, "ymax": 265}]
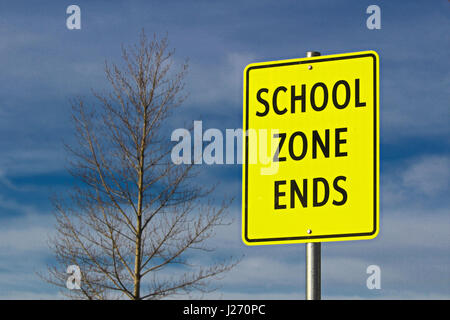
[{"xmin": 242, "ymin": 51, "xmax": 379, "ymax": 245}]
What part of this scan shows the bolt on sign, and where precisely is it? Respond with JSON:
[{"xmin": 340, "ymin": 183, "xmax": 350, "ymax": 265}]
[{"xmin": 242, "ymin": 51, "xmax": 379, "ymax": 245}]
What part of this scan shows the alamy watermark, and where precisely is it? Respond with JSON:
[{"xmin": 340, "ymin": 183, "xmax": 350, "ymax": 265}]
[
  {"xmin": 366, "ymin": 5, "xmax": 381, "ymax": 30},
  {"xmin": 66, "ymin": 5, "xmax": 81, "ymax": 30},
  {"xmin": 171, "ymin": 121, "xmax": 283, "ymax": 175},
  {"xmin": 366, "ymin": 264, "xmax": 381, "ymax": 290},
  {"xmin": 66, "ymin": 265, "xmax": 81, "ymax": 290}
]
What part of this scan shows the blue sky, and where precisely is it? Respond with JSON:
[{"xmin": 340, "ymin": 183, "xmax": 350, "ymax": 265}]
[{"xmin": 0, "ymin": 0, "xmax": 449, "ymax": 299}]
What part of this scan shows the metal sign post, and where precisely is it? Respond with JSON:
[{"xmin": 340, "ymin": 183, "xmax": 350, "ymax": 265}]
[
  {"xmin": 306, "ymin": 242, "xmax": 321, "ymax": 300},
  {"xmin": 305, "ymin": 51, "xmax": 321, "ymax": 301}
]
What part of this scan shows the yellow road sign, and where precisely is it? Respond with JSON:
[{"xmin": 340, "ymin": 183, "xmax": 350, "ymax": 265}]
[{"xmin": 242, "ymin": 51, "xmax": 379, "ymax": 245}]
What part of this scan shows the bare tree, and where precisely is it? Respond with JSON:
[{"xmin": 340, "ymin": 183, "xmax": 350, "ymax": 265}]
[{"xmin": 42, "ymin": 32, "xmax": 236, "ymax": 300}]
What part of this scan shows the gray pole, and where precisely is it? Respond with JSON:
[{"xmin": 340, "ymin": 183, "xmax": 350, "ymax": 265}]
[
  {"xmin": 305, "ymin": 50, "xmax": 322, "ymax": 301},
  {"xmin": 306, "ymin": 242, "xmax": 321, "ymax": 299}
]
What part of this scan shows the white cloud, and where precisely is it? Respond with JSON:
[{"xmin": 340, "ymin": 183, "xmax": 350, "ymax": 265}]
[
  {"xmin": 382, "ymin": 154, "xmax": 450, "ymax": 209},
  {"xmin": 216, "ymin": 256, "xmax": 302, "ymax": 289},
  {"xmin": 186, "ymin": 52, "xmax": 255, "ymax": 108},
  {"xmin": 0, "ymin": 204, "xmax": 57, "ymax": 299},
  {"xmin": 380, "ymin": 208, "xmax": 449, "ymax": 249},
  {"xmin": 0, "ymin": 205, "xmax": 54, "ymax": 253},
  {"xmin": 401, "ymin": 155, "xmax": 449, "ymax": 196},
  {"xmin": 0, "ymin": 225, "xmax": 51, "ymax": 252},
  {"xmin": 0, "ymin": 147, "xmax": 65, "ymax": 176}
]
